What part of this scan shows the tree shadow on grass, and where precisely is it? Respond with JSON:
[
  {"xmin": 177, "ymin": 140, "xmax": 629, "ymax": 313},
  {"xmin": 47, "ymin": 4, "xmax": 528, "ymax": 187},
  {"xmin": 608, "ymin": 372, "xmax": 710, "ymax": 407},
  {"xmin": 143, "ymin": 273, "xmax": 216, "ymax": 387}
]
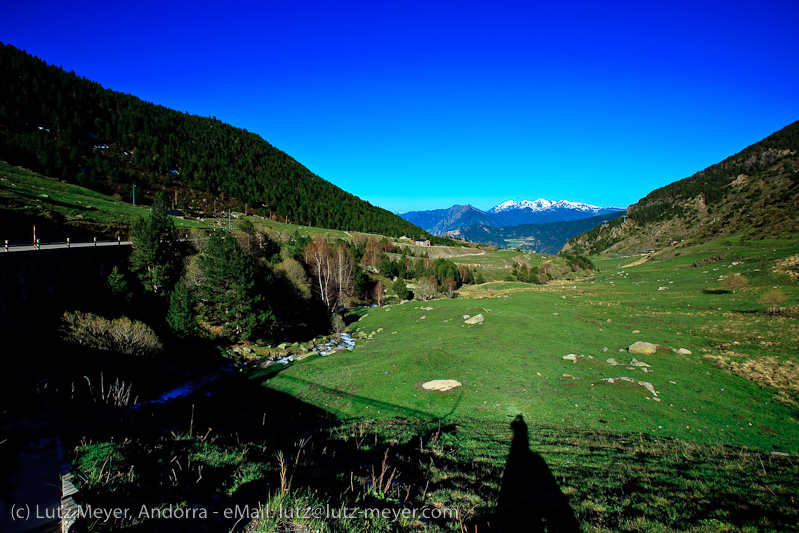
[
  {"xmin": 492, "ymin": 415, "xmax": 581, "ymax": 533},
  {"xmin": 702, "ymin": 288, "xmax": 732, "ymax": 294}
]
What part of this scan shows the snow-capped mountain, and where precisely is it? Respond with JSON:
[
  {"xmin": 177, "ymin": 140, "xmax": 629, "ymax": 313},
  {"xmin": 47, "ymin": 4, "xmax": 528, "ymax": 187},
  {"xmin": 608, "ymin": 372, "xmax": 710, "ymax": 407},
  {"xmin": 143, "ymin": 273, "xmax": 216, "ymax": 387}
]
[
  {"xmin": 487, "ymin": 199, "xmax": 625, "ymax": 226},
  {"xmin": 398, "ymin": 198, "xmax": 626, "ymax": 235}
]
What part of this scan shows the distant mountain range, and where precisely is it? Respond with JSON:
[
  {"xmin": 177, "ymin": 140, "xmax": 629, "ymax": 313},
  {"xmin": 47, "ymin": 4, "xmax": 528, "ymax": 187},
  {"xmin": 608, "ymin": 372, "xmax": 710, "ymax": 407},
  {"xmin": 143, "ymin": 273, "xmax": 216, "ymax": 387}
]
[
  {"xmin": 449, "ymin": 212, "xmax": 627, "ymax": 254},
  {"xmin": 400, "ymin": 199, "xmax": 625, "ymax": 236},
  {"xmin": 399, "ymin": 205, "xmax": 501, "ymax": 235},
  {"xmin": 398, "ymin": 199, "xmax": 626, "ymax": 253},
  {"xmin": 487, "ymin": 199, "xmax": 625, "ymax": 226}
]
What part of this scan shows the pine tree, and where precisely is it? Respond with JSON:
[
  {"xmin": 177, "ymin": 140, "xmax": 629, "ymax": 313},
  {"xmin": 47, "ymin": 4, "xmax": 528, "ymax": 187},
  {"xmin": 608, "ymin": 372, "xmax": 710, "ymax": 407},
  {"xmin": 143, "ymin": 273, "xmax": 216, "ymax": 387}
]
[
  {"xmin": 166, "ymin": 278, "xmax": 199, "ymax": 337},
  {"xmin": 393, "ymin": 278, "xmax": 410, "ymax": 300},
  {"xmin": 197, "ymin": 231, "xmax": 264, "ymax": 340},
  {"xmin": 107, "ymin": 265, "xmax": 132, "ymax": 304},
  {"xmin": 129, "ymin": 193, "xmax": 177, "ymax": 294}
]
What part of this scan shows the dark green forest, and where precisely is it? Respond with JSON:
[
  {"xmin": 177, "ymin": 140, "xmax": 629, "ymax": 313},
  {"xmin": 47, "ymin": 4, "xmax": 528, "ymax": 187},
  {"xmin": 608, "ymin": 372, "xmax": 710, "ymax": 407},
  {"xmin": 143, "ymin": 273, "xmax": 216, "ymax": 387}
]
[{"xmin": 0, "ymin": 43, "xmax": 431, "ymax": 239}]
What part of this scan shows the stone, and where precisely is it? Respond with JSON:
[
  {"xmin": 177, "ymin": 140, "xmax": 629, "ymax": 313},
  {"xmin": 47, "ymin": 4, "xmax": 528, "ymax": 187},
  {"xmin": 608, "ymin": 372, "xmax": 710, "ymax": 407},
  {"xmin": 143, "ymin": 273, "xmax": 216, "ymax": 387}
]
[
  {"xmin": 463, "ymin": 315, "xmax": 471, "ymax": 320},
  {"xmin": 640, "ymin": 381, "xmax": 658, "ymax": 397},
  {"xmin": 630, "ymin": 358, "xmax": 651, "ymax": 368},
  {"xmin": 677, "ymin": 348, "xmax": 692, "ymax": 355},
  {"xmin": 422, "ymin": 380, "xmax": 462, "ymax": 392},
  {"xmin": 465, "ymin": 314, "xmax": 484, "ymax": 325},
  {"xmin": 632, "ymin": 330, "xmax": 641, "ymax": 334},
  {"xmin": 606, "ymin": 357, "xmax": 619, "ymax": 365},
  {"xmin": 629, "ymin": 341, "xmax": 658, "ymax": 355}
]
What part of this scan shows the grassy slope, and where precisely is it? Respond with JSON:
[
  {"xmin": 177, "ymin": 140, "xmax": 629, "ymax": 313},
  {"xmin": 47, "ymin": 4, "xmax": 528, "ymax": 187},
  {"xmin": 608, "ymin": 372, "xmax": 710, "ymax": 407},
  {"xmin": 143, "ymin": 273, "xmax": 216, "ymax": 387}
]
[
  {"xmin": 62, "ymin": 231, "xmax": 799, "ymax": 532},
  {"xmin": 262, "ymin": 236, "xmax": 799, "ymax": 454},
  {"xmin": 0, "ymin": 160, "xmax": 207, "ymax": 238}
]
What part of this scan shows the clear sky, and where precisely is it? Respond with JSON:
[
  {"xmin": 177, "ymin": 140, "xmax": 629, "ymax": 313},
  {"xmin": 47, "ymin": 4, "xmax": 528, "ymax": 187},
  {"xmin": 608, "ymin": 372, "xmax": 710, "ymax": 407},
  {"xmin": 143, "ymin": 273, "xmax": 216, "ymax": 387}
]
[{"xmin": 2, "ymin": 0, "xmax": 798, "ymax": 212}]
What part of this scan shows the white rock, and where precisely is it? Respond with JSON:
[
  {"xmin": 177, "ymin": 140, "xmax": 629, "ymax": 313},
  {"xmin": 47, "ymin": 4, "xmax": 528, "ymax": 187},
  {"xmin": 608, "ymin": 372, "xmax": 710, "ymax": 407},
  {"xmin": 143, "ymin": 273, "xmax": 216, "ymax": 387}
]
[
  {"xmin": 465, "ymin": 314, "xmax": 484, "ymax": 325},
  {"xmin": 422, "ymin": 380, "xmax": 462, "ymax": 392}
]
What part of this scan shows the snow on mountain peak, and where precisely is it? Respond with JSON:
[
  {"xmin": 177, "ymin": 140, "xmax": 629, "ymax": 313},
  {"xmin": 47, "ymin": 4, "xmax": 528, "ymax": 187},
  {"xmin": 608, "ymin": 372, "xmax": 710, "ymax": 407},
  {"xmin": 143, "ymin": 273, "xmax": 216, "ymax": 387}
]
[{"xmin": 489, "ymin": 198, "xmax": 603, "ymax": 213}]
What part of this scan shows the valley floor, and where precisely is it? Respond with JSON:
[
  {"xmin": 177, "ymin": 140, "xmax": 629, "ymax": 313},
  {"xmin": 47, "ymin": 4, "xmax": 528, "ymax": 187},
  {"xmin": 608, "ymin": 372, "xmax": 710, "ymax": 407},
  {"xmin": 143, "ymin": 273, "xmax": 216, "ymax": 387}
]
[{"xmin": 49, "ymin": 234, "xmax": 799, "ymax": 532}]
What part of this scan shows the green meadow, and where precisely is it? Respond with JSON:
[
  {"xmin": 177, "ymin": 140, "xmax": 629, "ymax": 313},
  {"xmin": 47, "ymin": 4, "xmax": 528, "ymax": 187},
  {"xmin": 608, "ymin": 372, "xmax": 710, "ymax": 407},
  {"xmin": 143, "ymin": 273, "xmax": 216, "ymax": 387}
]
[
  {"xmin": 0, "ymin": 161, "xmax": 209, "ymax": 234},
  {"xmin": 260, "ymin": 236, "xmax": 799, "ymax": 455}
]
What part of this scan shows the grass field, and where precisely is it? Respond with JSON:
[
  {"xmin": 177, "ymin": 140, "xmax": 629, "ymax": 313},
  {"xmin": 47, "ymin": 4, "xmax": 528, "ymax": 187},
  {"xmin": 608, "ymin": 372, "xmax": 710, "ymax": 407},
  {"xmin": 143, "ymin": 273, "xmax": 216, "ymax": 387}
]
[
  {"xmin": 0, "ymin": 161, "xmax": 212, "ymax": 237},
  {"xmin": 64, "ymin": 235, "xmax": 799, "ymax": 532},
  {"xmin": 261, "ymin": 236, "xmax": 799, "ymax": 453},
  {"xmin": 225, "ymin": 234, "xmax": 799, "ymax": 531}
]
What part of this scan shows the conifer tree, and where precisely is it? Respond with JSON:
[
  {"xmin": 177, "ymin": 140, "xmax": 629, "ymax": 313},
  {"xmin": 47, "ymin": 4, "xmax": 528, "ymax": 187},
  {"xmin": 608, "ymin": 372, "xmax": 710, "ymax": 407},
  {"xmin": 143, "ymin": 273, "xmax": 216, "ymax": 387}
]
[
  {"xmin": 129, "ymin": 193, "xmax": 177, "ymax": 294},
  {"xmin": 197, "ymin": 231, "xmax": 264, "ymax": 340},
  {"xmin": 166, "ymin": 278, "xmax": 199, "ymax": 338}
]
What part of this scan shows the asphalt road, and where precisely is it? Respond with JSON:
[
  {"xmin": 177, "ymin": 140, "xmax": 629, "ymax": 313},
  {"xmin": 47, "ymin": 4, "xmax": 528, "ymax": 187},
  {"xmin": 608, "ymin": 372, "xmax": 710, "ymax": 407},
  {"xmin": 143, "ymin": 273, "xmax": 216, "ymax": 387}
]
[{"xmin": 2, "ymin": 240, "xmax": 132, "ymax": 253}]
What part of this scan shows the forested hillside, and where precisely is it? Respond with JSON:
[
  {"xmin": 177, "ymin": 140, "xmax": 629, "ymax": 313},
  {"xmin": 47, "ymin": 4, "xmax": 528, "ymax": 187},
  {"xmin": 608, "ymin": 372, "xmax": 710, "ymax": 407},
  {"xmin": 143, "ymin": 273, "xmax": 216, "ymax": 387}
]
[
  {"xmin": 0, "ymin": 43, "xmax": 429, "ymax": 238},
  {"xmin": 563, "ymin": 120, "xmax": 799, "ymax": 255}
]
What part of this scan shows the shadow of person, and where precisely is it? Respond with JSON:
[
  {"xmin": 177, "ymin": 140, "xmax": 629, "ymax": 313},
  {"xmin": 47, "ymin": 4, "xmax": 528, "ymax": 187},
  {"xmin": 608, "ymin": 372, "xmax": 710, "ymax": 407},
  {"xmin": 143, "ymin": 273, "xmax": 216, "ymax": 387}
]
[{"xmin": 494, "ymin": 415, "xmax": 581, "ymax": 532}]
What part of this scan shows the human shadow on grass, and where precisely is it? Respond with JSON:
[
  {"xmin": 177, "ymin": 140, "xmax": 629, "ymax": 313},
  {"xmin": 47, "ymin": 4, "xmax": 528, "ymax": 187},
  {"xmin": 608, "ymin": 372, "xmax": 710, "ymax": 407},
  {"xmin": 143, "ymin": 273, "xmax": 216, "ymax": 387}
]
[{"xmin": 492, "ymin": 415, "xmax": 581, "ymax": 533}]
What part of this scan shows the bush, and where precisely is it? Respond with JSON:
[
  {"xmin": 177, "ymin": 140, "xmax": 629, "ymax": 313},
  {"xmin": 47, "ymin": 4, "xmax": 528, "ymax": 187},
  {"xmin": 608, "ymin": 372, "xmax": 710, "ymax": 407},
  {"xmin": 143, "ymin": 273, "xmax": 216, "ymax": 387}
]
[
  {"xmin": 61, "ymin": 311, "xmax": 164, "ymax": 357},
  {"xmin": 393, "ymin": 279, "xmax": 410, "ymax": 300},
  {"xmin": 721, "ymin": 273, "xmax": 749, "ymax": 294},
  {"xmin": 760, "ymin": 288, "xmax": 787, "ymax": 314}
]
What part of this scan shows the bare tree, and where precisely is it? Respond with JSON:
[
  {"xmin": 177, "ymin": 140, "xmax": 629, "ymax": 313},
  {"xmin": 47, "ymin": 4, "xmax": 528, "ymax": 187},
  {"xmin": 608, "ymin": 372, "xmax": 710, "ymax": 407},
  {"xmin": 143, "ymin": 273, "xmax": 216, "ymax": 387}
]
[
  {"xmin": 332, "ymin": 242, "xmax": 355, "ymax": 308},
  {"xmin": 362, "ymin": 237, "xmax": 384, "ymax": 269},
  {"xmin": 373, "ymin": 281, "xmax": 384, "ymax": 307},
  {"xmin": 304, "ymin": 237, "xmax": 335, "ymax": 310},
  {"xmin": 443, "ymin": 277, "xmax": 457, "ymax": 298},
  {"xmin": 414, "ymin": 276, "xmax": 439, "ymax": 301}
]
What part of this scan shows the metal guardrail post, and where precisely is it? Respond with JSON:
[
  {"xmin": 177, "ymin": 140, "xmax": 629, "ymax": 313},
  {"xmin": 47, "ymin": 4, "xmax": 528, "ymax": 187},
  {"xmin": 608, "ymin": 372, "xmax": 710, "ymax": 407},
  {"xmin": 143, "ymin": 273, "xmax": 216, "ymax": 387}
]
[
  {"xmin": 67, "ymin": 238, "xmax": 70, "ymax": 248},
  {"xmin": 4, "ymin": 240, "xmax": 7, "ymax": 252},
  {"xmin": 118, "ymin": 236, "xmax": 121, "ymax": 245},
  {"xmin": 93, "ymin": 237, "xmax": 97, "ymax": 247},
  {"xmin": 35, "ymin": 239, "xmax": 40, "ymax": 250}
]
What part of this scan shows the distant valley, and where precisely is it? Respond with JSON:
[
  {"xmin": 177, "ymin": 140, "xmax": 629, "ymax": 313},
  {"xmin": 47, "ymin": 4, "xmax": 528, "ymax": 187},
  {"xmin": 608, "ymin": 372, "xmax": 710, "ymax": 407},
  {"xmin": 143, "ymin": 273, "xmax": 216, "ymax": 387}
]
[{"xmin": 400, "ymin": 199, "xmax": 626, "ymax": 253}]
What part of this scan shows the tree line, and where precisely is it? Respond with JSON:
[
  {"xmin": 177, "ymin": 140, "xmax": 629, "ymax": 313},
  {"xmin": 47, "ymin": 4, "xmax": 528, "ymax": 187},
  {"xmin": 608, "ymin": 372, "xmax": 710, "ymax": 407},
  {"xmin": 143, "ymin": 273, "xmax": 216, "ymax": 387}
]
[{"xmin": 109, "ymin": 195, "xmax": 481, "ymax": 343}]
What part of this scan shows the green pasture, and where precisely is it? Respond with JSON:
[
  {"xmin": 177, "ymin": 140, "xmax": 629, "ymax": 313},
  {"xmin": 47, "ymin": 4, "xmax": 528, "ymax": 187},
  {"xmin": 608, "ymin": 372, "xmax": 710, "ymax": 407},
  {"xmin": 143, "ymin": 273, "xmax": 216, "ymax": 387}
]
[{"xmin": 260, "ymin": 236, "xmax": 799, "ymax": 454}]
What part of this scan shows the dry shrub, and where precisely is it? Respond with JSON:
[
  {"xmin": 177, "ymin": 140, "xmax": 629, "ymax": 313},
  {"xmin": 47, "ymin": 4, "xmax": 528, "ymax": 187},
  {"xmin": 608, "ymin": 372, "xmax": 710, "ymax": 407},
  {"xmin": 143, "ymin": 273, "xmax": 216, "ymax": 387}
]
[
  {"xmin": 705, "ymin": 354, "xmax": 799, "ymax": 402},
  {"xmin": 61, "ymin": 311, "xmax": 164, "ymax": 357}
]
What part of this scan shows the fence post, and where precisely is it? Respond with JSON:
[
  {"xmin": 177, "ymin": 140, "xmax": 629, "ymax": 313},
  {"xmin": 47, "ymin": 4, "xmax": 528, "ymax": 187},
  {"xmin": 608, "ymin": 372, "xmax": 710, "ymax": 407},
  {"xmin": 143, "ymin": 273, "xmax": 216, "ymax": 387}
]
[
  {"xmin": 67, "ymin": 238, "xmax": 70, "ymax": 248},
  {"xmin": 4, "ymin": 240, "xmax": 7, "ymax": 252},
  {"xmin": 93, "ymin": 237, "xmax": 97, "ymax": 247},
  {"xmin": 118, "ymin": 236, "xmax": 121, "ymax": 245},
  {"xmin": 35, "ymin": 238, "xmax": 40, "ymax": 250}
]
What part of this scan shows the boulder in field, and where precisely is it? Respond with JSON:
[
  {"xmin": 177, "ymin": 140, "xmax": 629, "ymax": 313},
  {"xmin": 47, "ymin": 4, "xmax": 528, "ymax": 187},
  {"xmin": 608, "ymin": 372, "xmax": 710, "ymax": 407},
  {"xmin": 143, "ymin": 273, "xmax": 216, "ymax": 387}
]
[
  {"xmin": 465, "ymin": 314, "xmax": 484, "ymax": 325},
  {"xmin": 422, "ymin": 380, "xmax": 462, "ymax": 392},
  {"xmin": 628, "ymin": 341, "xmax": 658, "ymax": 355}
]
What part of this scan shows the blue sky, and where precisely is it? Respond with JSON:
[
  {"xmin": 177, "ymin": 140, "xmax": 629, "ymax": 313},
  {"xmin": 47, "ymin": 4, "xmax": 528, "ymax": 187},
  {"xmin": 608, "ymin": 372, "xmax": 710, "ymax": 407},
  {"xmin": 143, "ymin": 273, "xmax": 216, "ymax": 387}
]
[{"xmin": 2, "ymin": 0, "xmax": 798, "ymax": 212}]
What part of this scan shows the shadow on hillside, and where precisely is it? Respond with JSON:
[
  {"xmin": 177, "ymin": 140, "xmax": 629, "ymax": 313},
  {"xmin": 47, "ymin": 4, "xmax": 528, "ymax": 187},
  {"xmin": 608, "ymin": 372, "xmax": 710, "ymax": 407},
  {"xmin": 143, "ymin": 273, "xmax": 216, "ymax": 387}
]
[
  {"xmin": 702, "ymin": 288, "xmax": 732, "ymax": 294},
  {"xmin": 266, "ymin": 374, "xmax": 460, "ymax": 421},
  {"xmin": 491, "ymin": 415, "xmax": 581, "ymax": 533}
]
